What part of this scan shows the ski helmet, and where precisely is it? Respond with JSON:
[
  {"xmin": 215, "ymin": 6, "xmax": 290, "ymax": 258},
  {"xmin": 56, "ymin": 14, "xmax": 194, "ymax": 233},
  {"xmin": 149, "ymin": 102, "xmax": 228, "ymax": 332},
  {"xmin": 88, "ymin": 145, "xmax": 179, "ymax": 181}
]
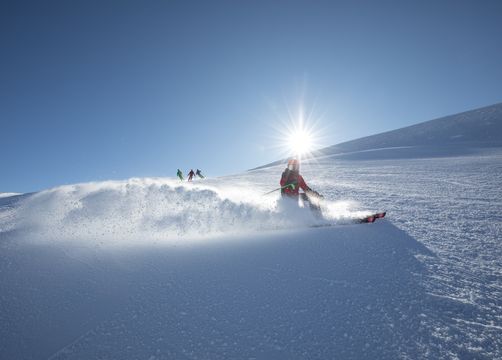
[{"xmin": 287, "ymin": 158, "xmax": 299, "ymax": 171}]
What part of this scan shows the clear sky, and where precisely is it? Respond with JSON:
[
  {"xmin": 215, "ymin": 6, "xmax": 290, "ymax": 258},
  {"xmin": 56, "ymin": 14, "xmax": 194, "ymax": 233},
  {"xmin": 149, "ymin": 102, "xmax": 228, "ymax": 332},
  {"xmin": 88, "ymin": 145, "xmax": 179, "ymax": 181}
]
[{"xmin": 1, "ymin": 0, "xmax": 502, "ymax": 193}]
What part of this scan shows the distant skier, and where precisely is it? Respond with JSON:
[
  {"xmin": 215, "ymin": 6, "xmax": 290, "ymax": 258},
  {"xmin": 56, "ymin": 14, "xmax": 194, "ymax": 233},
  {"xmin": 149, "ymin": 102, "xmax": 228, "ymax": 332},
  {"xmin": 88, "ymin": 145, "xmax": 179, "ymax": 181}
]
[
  {"xmin": 187, "ymin": 169, "xmax": 195, "ymax": 182},
  {"xmin": 280, "ymin": 158, "xmax": 322, "ymax": 214},
  {"xmin": 177, "ymin": 169, "xmax": 184, "ymax": 181},
  {"xmin": 196, "ymin": 169, "xmax": 205, "ymax": 179}
]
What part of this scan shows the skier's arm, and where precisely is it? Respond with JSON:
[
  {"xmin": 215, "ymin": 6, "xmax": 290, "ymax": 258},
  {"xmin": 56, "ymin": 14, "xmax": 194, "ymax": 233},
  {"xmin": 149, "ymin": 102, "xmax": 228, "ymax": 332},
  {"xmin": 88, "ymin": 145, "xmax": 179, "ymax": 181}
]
[
  {"xmin": 280, "ymin": 170, "xmax": 289, "ymax": 187},
  {"xmin": 298, "ymin": 175, "xmax": 310, "ymax": 192},
  {"xmin": 299, "ymin": 176, "xmax": 322, "ymax": 197}
]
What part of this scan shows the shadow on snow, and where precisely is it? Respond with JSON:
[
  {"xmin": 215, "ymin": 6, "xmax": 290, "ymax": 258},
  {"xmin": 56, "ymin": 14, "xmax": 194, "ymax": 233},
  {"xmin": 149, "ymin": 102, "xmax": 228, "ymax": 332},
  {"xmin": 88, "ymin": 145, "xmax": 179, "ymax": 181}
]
[{"xmin": 0, "ymin": 221, "xmax": 482, "ymax": 359}]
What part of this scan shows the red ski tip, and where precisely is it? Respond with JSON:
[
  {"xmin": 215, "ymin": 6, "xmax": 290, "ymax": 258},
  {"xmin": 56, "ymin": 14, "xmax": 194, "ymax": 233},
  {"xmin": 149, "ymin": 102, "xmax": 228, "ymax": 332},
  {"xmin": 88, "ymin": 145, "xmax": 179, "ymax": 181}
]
[
  {"xmin": 359, "ymin": 216, "xmax": 375, "ymax": 223},
  {"xmin": 359, "ymin": 211, "xmax": 386, "ymax": 223}
]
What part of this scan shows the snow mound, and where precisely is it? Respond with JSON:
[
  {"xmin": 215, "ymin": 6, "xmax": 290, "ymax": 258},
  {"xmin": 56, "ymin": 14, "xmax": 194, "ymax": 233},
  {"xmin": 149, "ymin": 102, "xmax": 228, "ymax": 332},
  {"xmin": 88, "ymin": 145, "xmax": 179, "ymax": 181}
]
[{"xmin": 0, "ymin": 178, "xmax": 367, "ymax": 244}]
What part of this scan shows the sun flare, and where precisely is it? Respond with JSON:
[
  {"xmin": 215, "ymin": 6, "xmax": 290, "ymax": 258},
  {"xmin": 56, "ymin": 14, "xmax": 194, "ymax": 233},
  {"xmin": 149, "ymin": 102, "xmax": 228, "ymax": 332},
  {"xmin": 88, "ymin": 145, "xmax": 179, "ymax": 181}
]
[
  {"xmin": 267, "ymin": 99, "xmax": 328, "ymax": 167},
  {"xmin": 287, "ymin": 128, "xmax": 314, "ymax": 156}
]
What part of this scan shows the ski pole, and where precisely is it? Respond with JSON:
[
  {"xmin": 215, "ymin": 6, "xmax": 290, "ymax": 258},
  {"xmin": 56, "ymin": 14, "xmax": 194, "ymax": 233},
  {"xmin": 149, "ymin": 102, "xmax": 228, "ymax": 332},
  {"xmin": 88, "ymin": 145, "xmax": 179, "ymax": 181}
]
[{"xmin": 263, "ymin": 183, "xmax": 296, "ymax": 196}]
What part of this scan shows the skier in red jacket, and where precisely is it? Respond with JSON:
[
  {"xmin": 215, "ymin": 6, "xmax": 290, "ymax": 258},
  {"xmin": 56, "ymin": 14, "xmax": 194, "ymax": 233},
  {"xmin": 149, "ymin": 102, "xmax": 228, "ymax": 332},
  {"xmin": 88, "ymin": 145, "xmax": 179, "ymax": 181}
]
[{"xmin": 280, "ymin": 158, "xmax": 322, "ymax": 214}]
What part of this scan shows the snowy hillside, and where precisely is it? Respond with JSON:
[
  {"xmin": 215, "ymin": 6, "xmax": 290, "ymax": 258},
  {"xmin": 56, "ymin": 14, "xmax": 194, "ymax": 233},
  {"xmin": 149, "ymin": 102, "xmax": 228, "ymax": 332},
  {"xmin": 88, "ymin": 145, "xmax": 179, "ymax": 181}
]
[
  {"xmin": 1, "ymin": 119, "xmax": 501, "ymax": 358},
  {"xmin": 0, "ymin": 192, "xmax": 20, "ymax": 198},
  {"xmin": 258, "ymin": 102, "xmax": 502, "ymax": 168},
  {"xmin": 322, "ymin": 102, "xmax": 502, "ymax": 152}
]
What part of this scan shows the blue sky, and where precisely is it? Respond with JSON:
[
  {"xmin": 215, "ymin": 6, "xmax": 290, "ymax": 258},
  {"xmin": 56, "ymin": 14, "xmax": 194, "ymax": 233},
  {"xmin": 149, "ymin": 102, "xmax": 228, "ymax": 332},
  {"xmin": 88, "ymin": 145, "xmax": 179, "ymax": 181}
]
[{"xmin": 1, "ymin": 0, "xmax": 502, "ymax": 192}]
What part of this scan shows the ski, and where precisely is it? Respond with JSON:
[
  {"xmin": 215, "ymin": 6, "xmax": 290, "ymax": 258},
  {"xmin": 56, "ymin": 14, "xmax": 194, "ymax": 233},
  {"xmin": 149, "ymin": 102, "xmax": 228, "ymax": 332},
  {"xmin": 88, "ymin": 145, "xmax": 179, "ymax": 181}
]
[
  {"xmin": 358, "ymin": 211, "xmax": 386, "ymax": 223},
  {"xmin": 308, "ymin": 211, "xmax": 387, "ymax": 228}
]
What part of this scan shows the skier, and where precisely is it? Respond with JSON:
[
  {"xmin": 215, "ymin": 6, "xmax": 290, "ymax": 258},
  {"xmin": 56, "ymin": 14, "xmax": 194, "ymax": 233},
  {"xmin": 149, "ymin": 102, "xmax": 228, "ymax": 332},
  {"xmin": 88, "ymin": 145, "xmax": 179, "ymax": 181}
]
[
  {"xmin": 177, "ymin": 169, "xmax": 184, "ymax": 181},
  {"xmin": 280, "ymin": 158, "xmax": 322, "ymax": 214},
  {"xmin": 196, "ymin": 169, "xmax": 205, "ymax": 179},
  {"xmin": 187, "ymin": 169, "xmax": 195, "ymax": 182}
]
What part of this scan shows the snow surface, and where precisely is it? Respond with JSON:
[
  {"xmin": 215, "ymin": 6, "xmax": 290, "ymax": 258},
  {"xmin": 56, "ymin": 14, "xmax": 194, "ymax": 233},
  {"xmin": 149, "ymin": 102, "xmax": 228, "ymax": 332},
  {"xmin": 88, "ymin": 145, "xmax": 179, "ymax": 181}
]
[
  {"xmin": 2, "ymin": 104, "xmax": 502, "ymax": 359},
  {"xmin": 1, "ymin": 146, "xmax": 501, "ymax": 359}
]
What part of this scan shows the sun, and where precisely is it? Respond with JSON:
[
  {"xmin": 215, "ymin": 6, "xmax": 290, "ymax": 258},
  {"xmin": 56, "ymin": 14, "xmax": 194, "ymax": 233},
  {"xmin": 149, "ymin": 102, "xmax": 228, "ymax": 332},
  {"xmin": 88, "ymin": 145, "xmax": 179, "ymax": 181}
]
[
  {"xmin": 266, "ymin": 99, "xmax": 328, "ymax": 165},
  {"xmin": 280, "ymin": 105, "xmax": 322, "ymax": 160},
  {"xmin": 287, "ymin": 127, "xmax": 314, "ymax": 157}
]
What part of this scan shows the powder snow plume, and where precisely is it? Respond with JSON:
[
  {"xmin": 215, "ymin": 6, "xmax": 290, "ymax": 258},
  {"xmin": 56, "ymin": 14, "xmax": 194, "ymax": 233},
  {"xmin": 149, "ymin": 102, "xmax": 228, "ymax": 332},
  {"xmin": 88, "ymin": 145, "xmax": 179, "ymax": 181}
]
[{"xmin": 1, "ymin": 178, "xmax": 353, "ymax": 245}]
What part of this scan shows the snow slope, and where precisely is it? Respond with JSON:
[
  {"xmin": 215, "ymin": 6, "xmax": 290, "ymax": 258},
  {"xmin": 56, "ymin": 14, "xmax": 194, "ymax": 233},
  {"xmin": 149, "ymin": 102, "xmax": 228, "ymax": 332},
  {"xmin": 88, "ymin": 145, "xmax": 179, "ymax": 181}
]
[
  {"xmin": 256, "ymin": 102, "xmax": 502, "ymax": 168},
  {"xmin": 320, "ymin": 102, "xmax": 502, "ymax": 153},
  {"xmin": 1, "ymin": 150, "xmax": 501, "ymax": 359},
  {"xmin": 2, "ymin": 214, "xmax": 434, "ymax": 360},
  {"xmin": 0, "ymin": 192, "xmax": 21, "ymax": 198},
  {"xmin": 1, "ymin": 109, "xmax": 501, "ymax": 358}
]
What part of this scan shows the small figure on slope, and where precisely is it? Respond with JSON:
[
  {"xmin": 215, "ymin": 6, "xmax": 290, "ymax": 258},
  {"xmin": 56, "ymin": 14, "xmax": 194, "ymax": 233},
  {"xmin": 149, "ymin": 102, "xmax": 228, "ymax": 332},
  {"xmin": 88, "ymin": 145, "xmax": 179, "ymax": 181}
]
[
  {"xmin": 177, "ymin": 169, "xmax": 184, "ymax": 181},
  {"xmin": 280, "ymin": 158, "xmax": 322, "ymax": 215},
  {"xmin": 187, "ymin": 169, "xmax": 195, "ymax": 182},
  {"xmin": 196, "ymin": 169, "xmax": 205, "ymax": 179}
]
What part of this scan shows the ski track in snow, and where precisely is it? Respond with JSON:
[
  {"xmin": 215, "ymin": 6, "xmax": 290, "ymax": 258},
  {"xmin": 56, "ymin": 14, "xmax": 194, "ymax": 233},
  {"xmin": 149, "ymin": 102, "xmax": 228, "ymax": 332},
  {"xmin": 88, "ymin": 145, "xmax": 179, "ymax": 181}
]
[{"xmin": 0, "ymin": 150, "xmax": 501, "ymax": 359}]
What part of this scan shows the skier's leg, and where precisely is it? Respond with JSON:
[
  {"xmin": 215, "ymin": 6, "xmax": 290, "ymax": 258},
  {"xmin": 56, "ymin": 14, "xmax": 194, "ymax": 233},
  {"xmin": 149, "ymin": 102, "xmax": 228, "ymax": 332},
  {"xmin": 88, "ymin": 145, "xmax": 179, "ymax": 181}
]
[{"xmin": 302, "ymin": 193, "xmax": 323, "ymax": 217}]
